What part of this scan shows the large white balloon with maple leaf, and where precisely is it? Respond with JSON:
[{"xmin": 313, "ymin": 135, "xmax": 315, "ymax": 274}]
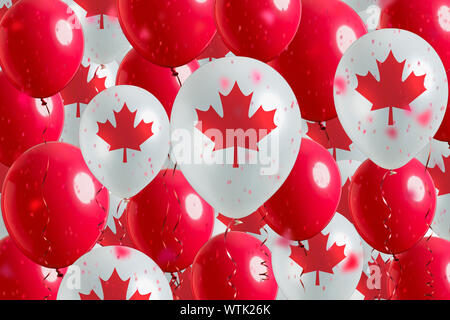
[
  {"xmin": 334, "ymin": 28, "xmax": 448, "ymax": 170},
  {"xmin": 271, "ymin": 213, "xmax": 364, "ymax": 300},
  {"xmin": 170, "ymin": 56, "xmax": 302, "ymax": 219},
  {"xmin": 57, "ymin": 246, "xmax": 172, "ymax": 300},
  {"xmin": 79, "ymin": 85, "xmax": 170, "ymax": 198}
]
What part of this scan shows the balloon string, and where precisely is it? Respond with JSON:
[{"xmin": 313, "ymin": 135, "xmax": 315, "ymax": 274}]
[
  {"xmin": 41, "ymin": 157, "xmax": 51, "ymax": 267},
  {"xmin": 171, "ymin": 68, "xmax": 182, "ymax": 87},
  {"xmin": 257, "ymin": 205, "xmax": 270, "ymax": 281},
  {"xmin": 41, "ymin": 98, "xmax": 50, "ymax": 144},
  {"xmin": 42, "ymin": 271, "xmax": 52, "ymax": 300},
  {"xmin": 297, "ymin": 241, "xmax": 307, "ymax": 291},
  {"xmin": 94, "ymin": 186, "xmax": 109, "ymax": 244},
  {"xmin": 160, "ymin": 166, "xmax": 184, "ymax": 289},
  {"xmin": 224, "ymin": 219, "xmax": 238, "ymax": 300},
  {"xmin": 424, "ymin": 234, "xmax": 435, "ymax": 298},
  {"xmin": 319, "ymin": 121, "xmax": 335, "ymax": 159},
  {"xmin": 379, "ymin": 169, "xmax": 400, "ymax": 300}
]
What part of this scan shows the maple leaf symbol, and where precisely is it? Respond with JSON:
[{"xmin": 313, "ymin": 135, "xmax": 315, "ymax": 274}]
[
  {"xmin": 195, "ymin": 82, "xmax": 277, "ymax": 168},
  {"xmin": 428, "ymin": 155, "xmax": 450, "ymax": 196},
  {"xmin": 306, "ymin": 118, "xmax": 352, "ymax": 159},
  {"xmin": 355, "ymin": 50, "xmax": 427, "ymax": 126},
  {"xmin": 79, "ymin": 269, "xmax": 151, "ymax": 300},
  {"xmin": 356, "ymin": 254, "xmax": 392, "ymax": 300},
  {"xmin": 74, "ymin": 0, "xmax": 117, "ymax": 29},
  {"xmin": 60, "ymin": 64, "xmax": 107, "ymax": 118},
  {"xmin": 289, "ymin": 233, "xmax": 346, "ymax": 286},
  {"xmin": 97, "ymin": 103, "xmax": 153, "ymax": 163},
  {"xmin": 217, "ymin": 209, "xmax": 267, "ymax": 235}
]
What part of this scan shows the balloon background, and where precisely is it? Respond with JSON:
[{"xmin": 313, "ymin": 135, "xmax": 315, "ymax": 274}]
[{"xmin": 0, "ymin": 0, "xmax": 448, "ymax": 302}]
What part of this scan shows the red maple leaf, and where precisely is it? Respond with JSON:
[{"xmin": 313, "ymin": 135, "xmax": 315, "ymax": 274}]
[
  {"xmin": 79, "ymin": 269, "xmax": 151, "ymax": 300},
  {"xmin": 74, "ymin": 0, "xmax": 117, "ymax": 29},
  {"xmin": 355, "ymin": 50, "xmax": 427, "ymax": 126},
  {"xmin": 356, "ymin": 254, "xmax": 392, "ymax": 300},
  {"xmin": 336, "ymin": 179, "xmax": 353, "ymax": 224},
  {"xmin": 290, "ymin": 233, "xmax": 346, "ymax": 286},
  {"xmin": 97, "ymin": 103, "xmax": 153, "ymax": 163},
  {"xmin": 60, "ymin": 64, "xmax": 107, "ymax": 118},
  {"xmin": 428, "ymin": 156, "xmax": 450, "ymax": 196},
  {"xmin": 217, "ymin": 208, "xmax": 267, "ymax": 235},
  {"xmin": 170, "ymin": 267, "xmax": 195, "ymax": 300},
  {"xmin": 306, "ymin": 117, "xmax": 352, "ymax": 159},
  {"xmin": 195, "ymin": 82, "xmax": 277, "ymax": 168}
]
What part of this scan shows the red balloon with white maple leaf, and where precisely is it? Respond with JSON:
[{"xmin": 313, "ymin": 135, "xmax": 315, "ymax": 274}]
[
  {"xmin": 263, "ymin": 138, "xmax": 342, "ymax": 241},
  {"xmin": 126, "ymin": 169, "xmax": 215, "ymax": 273},
  {"xmin": 192, "ymin": 231, "xmax": 278, "ymax": 300},
  {"xmin": 349, "ymin": 158, "xmax": 436, "ymax": 255},
  {"xmin": 0, "ymin": 0, "xmax": 84, "ymax": 98},
  {"xmin": 0, "ymin": 71, "xmax": 64, "ymax": 167},
  {"xmin": 271, "ymin": 0, "xmax": 367, "ymax": 121},
  {"xmin": 1, "ymin": 142, "xmax": 109, "ymax": 268}
]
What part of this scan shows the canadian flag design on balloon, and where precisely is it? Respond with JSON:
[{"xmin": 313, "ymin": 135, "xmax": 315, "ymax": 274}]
[
  {"xmin": 334, "ymin": 29, "xmax": 448, "ymax": 170},
  {"xmin": 57, "ymin": 246, "xmax": 172, "ymax": 300},
  {"xmin": 272, "ymin": 213, "xmax": 364, "ymax": 300},
  {"xmin": 97, "ymin": 103, "xmax": 153, "ymax": 163},
  {"xmin": 171, "ymin": 56, "xmax": 302, "ymax": 219}
]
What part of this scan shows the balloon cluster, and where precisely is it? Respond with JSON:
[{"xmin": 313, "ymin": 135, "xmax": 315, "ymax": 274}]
[{"xmin": 0, "ymin": 0, "xmax": 448, "ymax": 301}]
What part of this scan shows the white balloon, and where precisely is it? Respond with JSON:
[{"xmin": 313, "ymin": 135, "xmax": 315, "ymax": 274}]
[
  {"xmin": 334, "ymin": 28, "xmax": 448, "ymax": 169},
  {"xmin": 272, "ymin": 213, "xmax": 364, "ymax": 300},
  {"xmin": 79, "ymin": 85, "xmax": 170, "ymax": 198},
  {"xmin": 57, "ymin": 246, "xmax": 172, "ymax": 300},
  {"xmin": 80, "ymin": 14, "xmax": 130, "ymax": 65},
  {"xmin": 171, "ymin": 56, "xmax": 302, "ymax": 218}
]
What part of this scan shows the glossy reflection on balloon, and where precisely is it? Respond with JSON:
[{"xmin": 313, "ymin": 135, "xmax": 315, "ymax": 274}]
[
  {"xmin": 55, "ymin": 19, "xmax": 74, "ymax": 46},
  {"xmin": 73, "ymin": 172, "xmax": 96, "ymax": 205}
]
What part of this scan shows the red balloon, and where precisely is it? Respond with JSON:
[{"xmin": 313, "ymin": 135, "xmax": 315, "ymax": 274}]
[
  {"xmin": 0, "ymin": 0, "xmax": 84, "ymax": 98},
  {"xmin": 116, "ymin": 49, "xmax": 181, "ymax": 116},
  {"xmin": 379, "ymin": 0, "xmax": 450, "ymax": 142},
  {"xmin": 117, "ymin": 0, "xmax": 216, "ymax": 68},
  {"xmin": 264, "ymin": 139, "xmax": 341, "ymax": 241},
  {"xmin": 0, "ymin": 71, "xmax": 64, "ymax": 167},
  {"xmin": 192, "ymin": 231, "xmax": 278, "ymax": 300},
  {"xmin": 1, "ymin": 142, "xmax": 109, "ymax": 268},
  {"xmin": 388, "ymin": 237, "xmax": 450, "ymax": 300},
  {"xmin": 215, "ymin": 0, "xmax": 302, "ymax": 62},
  {"xmin": 127, "ymin": 169, "xmax": 215, "ymax": 273},
  {"xmin": 0, "ymin": 237, "xmax": 66, "ymax": 300},
  {"xmin": 273, "ymin": 0, "xmax": 367, "ymax": 121},
  {"xmin": 349, "ymin": 159, "xmax": 436, "ymax": 254}
]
